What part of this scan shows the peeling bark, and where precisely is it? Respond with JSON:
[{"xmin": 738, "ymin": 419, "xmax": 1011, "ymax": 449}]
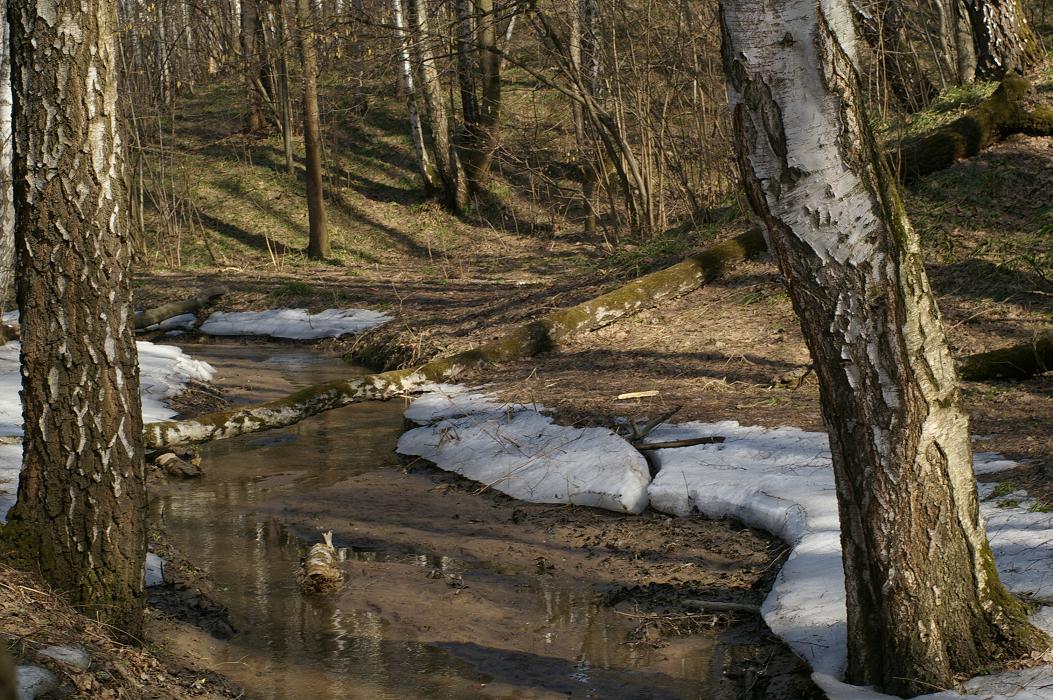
[
  {"xmin": 721, "ymin": 0, "xmax": 1048, "ymax": 693},
  {"xmin": 5, "ymin": 0, "xmax": 147, "ymax": 638},
  {"xmin": 0, "ymin": 5, "xmax": 13, "ymax": 305},
  {"xmin": 962, "ymin": 0, "xmax": 1039, "ymax": 80},
  {"xmin": 143, "ymin": 228, "xmax": 767, "ymax": 448}
]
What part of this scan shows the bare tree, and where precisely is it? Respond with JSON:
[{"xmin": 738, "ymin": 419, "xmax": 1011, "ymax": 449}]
[
  {"xmin": 0, "ymin": 1, "xmax": 13, "ymax": 306},
  {"xmin": 721, "ymin": 0, "xmax": 1049, "ymax": 694},
  {"xmin": 241, "ymin": 0, "xmax": 265, "ymax": 131},
  {"xmin": 297, "ymin": 0, "xmax": 330, "ymax": 259},
  {"xmin": 392, "ymin": 0, "xmax": 436, "ymax": 190},
  {"xmin": 5, "ymin": 0, "xmax": 147, "ymax": 637}
]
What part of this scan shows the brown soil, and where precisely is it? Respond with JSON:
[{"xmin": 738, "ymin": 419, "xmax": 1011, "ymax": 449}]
[{"xmin": 0, "ymin": 562, "xmax": 241, "ymax": 699}]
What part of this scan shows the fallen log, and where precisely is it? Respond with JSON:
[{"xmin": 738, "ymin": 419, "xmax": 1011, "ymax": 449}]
[
  {"xmin": 143, "ymin": 229, "xmax": 768, "ymax": 448},
  {"xmin": 636, "ymin": 437, "xmax": 726, "ymax": 450},
  {"xmin": 298, "ymin": 531, "xmax": 343, "ymax": 595},
  {"xmin": 682, "ymin": 598, "xmax": 761, "ymax": 615},
  {"xmin": 958, "ymin": 332, "xmax": 1053, "ymax": 381},
  {"xmin": 134, "ymin": 285, "xmax": 228, "ymax": 330},
  {"xmin": 890, "ymin": 75, "xmax": 1053, "ymax": 183}
]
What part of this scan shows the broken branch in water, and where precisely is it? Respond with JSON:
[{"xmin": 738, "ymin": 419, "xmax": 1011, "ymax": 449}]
[{"xmin": 298, "ymin": 531, "xmax": 344, "ymax": 595}]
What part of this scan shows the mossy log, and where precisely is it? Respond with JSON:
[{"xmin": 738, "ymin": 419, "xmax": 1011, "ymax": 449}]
[
  {"xmin": 134, "ymin": 286, "xmax": 228, "ymax": 329},
  {"xmin": 958, "ymin": 332, "xmax": 1053, "ymax": 380},
  {"xmin": 889, "ymin": 75, "xmax": 1053, "ymax": 183},
  {"xmin": 143, "ymin": 228, "xmax": 767, "ymax": 448}
]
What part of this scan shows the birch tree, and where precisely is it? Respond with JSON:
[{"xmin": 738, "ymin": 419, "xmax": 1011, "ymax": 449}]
[
  {"xmin": 961, "ymin": 0, "xmax": 1039, "ymax": 79},
  {"xmin": 5, "ymin": 0, "xmax": 147, "ymax": 637},
  {"xmin": 720, "ymin": 0, "xmax": 1049, "ymax": 694},
  {"xmin": 0, "ymin": 2, "xmax": 13, "ymax": 304}
]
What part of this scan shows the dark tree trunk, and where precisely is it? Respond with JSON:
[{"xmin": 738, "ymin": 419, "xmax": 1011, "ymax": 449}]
[
  {"xmin": 241, "ymin": 0, "xmax": 264, "ymax": 131},
  {"xmin": 962, "ymin": 0, "xmax": 1040, "ymax": 79},
  {"xmin": 721, "ymin": 0, "xmax": 1048, "ymax": 694},
  {"xmin": 274, "ymin": 0, "xmax": 295, "ymax": 174},
  {"xmin": 5, "ymin": 0, "xmax": 147, "ymax": 638},
  {"xmin": 571, "ymin": 0, "xmax": 599, "ymax": 237},
  {"xmin": 296, "ymin": 0, "xmax": 329, "ymax": 259}
]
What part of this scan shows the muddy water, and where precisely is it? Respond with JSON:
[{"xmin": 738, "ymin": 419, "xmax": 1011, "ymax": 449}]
[{"xmin": 151, "ymin": 342, "xmax": 731, "ymax": 699}]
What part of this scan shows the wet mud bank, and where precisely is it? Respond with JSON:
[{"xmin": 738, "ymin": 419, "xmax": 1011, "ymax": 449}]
[{"xmin": 148, "ymin": 339, "xmax": 819, "ymax": 699}]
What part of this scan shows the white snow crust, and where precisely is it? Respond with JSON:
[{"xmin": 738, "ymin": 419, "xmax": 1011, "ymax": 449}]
[
  {"xmin": 645, "ymin": 420, "xmax": 1053, "ymax": 700},
  {"xmin": 397, "ymin": 386, "xmax": 650, "ymax": 513},
  {"xmin": 0, "ymin": 341, "xmax": 215, "ymax": 522},
  {"xmin": 199, "ymin": 308, "xmax": 390, "ymax": 339}
]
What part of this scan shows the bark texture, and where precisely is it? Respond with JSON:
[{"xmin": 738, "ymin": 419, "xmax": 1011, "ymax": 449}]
[
  {"xmin": 0, "ymin": 4, "xmax": 13, "ymax": 304},
  {"xmin": 890, "ymin": 75, "xmax": 1053, "ymax": 182},
  {"xmin": 721, "ymin": 0, "xmax": 1048, "ymax": 693},
  {"xmin": 962, "ymin": 0, "xmax": 1039, "ymax": 79},
  {"xmin": 5, "ymin": 0, "xmax": 147, "ymax": 638},
  {"xmin": 297, "ymin": 0, "xmax": 329, "ymax": 259},
  {"xmin": 392, "ymin": 0, "xmax": 435, "ymax": 190},
  {"xmin": 143, "ymin": 228, "xmax": 767, "ymax": 448}
]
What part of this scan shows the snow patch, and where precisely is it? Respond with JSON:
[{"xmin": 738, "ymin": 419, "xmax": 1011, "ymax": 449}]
[
  {"xmin": 199, "ymin": 308, "xmax": 391, "ymax": 340},
  {"xmin": 398, "ymin": 387, "xmax": 650, "ymax": 514},
  {"xmin": 645, "ymin": 420, "xmax": 1053, "ymax": 699},
  {"xmin": 0, "ymin": 342, "xmax": 214, "ymax": 522}
]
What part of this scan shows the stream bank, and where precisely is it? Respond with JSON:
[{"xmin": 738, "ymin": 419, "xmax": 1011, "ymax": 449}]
[{"xmin": 148, "ymin": 339, "xmax": 819, "ymax": 699}]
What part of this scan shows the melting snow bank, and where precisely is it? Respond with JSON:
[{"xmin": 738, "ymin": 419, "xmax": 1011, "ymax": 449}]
[
  {"xmin": 199, "ymin": 308, "xmax": 391, "ymax": 339},
  {"xmin": 399, "ymin": 387, "xmax": 1053, "ymax": 699},
  {"xmin": 0, "ymin": 341, "xmax": 215, "ymax": 521},
  {"xmin": 645, "ymin": 420, "xmax": 1053, "ymax": 700},
  {"xmin": 397, "ymin": 384, "xmax": 651, "ymax": 513}
]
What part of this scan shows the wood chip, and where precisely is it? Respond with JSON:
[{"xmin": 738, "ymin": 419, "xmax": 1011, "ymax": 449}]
[{"xmin": 615, "ymin": 390, "xmax": 660, "ymax": 400}]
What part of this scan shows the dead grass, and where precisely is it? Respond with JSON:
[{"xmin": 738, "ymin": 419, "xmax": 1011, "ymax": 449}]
[{"xmin": 0, "ymin": 563, "xmax": 239, "ymax": 699}]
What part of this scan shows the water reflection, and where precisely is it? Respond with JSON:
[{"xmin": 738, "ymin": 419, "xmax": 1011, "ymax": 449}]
[{"xmin": 152, "ymin": 343, "xmax": 716, "ymax": 699}]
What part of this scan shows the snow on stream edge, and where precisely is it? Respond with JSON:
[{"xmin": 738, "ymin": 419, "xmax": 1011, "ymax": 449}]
[{"xmin": 400, "ymin": 386, "xmax": 1053, "ymax": 700}]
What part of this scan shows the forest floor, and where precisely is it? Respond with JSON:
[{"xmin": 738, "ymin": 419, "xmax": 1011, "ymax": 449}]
[{"xmin": 5, "ymin": 64, "xmax": 1051, "ymax": 698}]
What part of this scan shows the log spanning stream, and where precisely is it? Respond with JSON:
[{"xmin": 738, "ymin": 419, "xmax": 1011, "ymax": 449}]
[{"xmin": 149, "ymin": 341, "xmax": 778, "ymax": 699}]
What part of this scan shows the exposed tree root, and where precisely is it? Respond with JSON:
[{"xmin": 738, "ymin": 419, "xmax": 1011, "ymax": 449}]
[
  {"xmin": 143, "ymin": 229, "xmax": 768, "ymax": 448},
  {"xmin": 958, "ymin": 332, "xmax": 1053, "ymax": 380},
  {"xmin": 889, "ymin": 75, "xmax": 1053, "ymax": 182},
  {"xmin": 134, "ymin": 286, "xmax": 228, "ymax": 329}
]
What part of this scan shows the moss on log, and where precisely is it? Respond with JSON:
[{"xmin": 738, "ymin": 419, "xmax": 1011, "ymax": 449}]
[
  {"xmin": 890, "ymin": 75, "xmax": 1050, "ymax": 182},
  {"xmin": 143, "ymin": 228, "xmax": 768, "ymax": 448},
  {"xmin": 134, "ymin": 286, "xmax": 228, "ymax": 329},
  {"xmin": 958, "ymin": 332, "xmax": 1053, "ymax": 380}
]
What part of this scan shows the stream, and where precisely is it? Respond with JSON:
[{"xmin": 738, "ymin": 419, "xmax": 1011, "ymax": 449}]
[{"xmin": 149, "ymin": 340, "xmax": 778, "ymax": 699}]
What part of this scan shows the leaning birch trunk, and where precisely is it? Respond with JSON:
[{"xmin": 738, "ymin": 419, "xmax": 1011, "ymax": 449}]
[
  {"xmin": 6, "ymin": 0, "xmax": 148, "ymax": 638},
  {"xmin": 392, "ymin": 0, "xmax": 436, "ymax": 191},
  {"xmin": 406, "ymin": 0, "xmax": 468, "ymax": 211},
  {"xmin": 961, "ymin": 0, "xmax": 1039, "ymax": 79},
  {"xmin": 142, "ymin": 228, "xmax": 766, "ymax": 448},
  {"xmin": 0, "ymin": 5, "xmax": 13, "ymax": 309},
  {"xmin": 721, "ymin": 0, "xmax": 1048, "ymax": 694}
]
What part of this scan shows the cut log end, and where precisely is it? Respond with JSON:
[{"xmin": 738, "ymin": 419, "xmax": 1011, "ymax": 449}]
[{"xmin": 298, "ymin": 531, "xmax": 344, "ymax": 595}]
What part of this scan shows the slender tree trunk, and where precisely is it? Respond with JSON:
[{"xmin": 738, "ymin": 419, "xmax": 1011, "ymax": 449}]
[
  {"xmin": 241, "ymin": 0, "xmax": 264, "ymax": 131},
  {"xmin": 274, "ymin": 0, "xmax": 295, "ymax": 175},
  {"xmin": 721, "ymin": 0, "xmax": 1049, "ymax": 694},
  {"xmin": 465, "ymin": 0, "xmax": 502, "ymax": 189},
  {"xmin": 571, "ymin": 0, "xmax": 598, "ymax": 237},
  {"xmin": 392, "ymin": 0, "xmax": 436, "ymax": 190},
  {"xmin": 0, "ymin": 3, "xmax": 13, "ymax": 307},
  {"xmin": 406, "ymin": 0, "xmax": 468, "ymax": 211},
  {"xmin": 955, "ymin": 0, "xmax": 978, "ymax": 81},
  {"xmin": 5, "ymin": 0, "xmax": 147, "ymax": 639},
  {"xmin": 296, "ymin": 0, "xmax": 329, "ymax": 259},
  {"xmin": 851, "ymin": 0, "xmax": 937, "ymax": 110},
  {"xmin": 962, "ymin": 0, "xmax": 1040, "ymax": 79}
]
